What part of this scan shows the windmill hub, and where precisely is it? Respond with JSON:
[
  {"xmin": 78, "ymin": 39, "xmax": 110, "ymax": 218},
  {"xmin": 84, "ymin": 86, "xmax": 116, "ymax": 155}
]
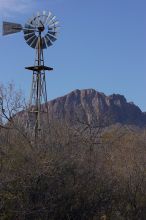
[{"xmin": 38, "ymin": 25, "xmax": 45, "ymax": 32}]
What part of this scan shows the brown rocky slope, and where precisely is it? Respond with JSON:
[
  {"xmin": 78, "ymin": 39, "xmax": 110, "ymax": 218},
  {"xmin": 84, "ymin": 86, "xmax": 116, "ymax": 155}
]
[{"xmin": 47, "ymin": 89, "xmax": 146, "ymax": 127}]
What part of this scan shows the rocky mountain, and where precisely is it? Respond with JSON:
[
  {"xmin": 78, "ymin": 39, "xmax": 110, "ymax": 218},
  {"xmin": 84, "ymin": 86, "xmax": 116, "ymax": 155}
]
[{"xmin": 47, "ymin": 89, "xmax": 146, "ymax": 127}]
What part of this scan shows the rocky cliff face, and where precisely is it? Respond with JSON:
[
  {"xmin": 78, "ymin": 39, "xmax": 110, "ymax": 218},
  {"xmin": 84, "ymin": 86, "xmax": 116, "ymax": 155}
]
[{"xmin": 47, "ymin": 89, "xmax": 146, "ymax": 127}]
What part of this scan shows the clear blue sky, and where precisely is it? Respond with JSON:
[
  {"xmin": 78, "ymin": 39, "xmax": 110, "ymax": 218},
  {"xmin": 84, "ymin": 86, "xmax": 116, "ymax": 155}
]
[{"xmin": 0, "ymin": 0, "xmax": 146, "ymax": 110}]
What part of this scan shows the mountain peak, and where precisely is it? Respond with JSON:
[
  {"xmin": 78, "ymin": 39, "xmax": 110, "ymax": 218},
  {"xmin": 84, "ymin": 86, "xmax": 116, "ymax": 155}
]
[{"xmin": 47, "ymin": 89, "xmax": 145, "ymax": 127}]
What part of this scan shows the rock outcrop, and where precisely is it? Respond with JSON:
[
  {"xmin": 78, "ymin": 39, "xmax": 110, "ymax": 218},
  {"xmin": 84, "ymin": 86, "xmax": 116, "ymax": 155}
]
[{"xmin": 47, "ymin": 89, "xmax": 146, "ymax": 127}]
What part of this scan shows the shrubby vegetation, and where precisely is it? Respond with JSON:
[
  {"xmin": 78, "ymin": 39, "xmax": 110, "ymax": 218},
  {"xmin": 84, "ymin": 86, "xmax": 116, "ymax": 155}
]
[{"xmin": 0, "ymin": 84, "xmax": 146, "ymax": 219}]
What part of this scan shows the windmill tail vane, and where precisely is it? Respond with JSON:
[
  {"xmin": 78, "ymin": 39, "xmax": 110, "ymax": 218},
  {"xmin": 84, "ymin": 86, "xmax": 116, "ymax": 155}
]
[{"xmin": 2, "ymin": 21, "xmax": 22, "ymax": 35}]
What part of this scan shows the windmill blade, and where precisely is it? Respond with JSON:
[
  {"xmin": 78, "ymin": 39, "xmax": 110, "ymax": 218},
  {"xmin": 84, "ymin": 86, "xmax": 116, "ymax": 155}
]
[
  {"xmin": 24, "ymin": 33, "xmax": 35, "ymax": 41},
  {"xmin": 26, "ymin": 19, "xmax": 36, "ymax": 28},
  {"xmin": 23, "ymin": 28, "xmax": 35, "ymax": 35},
  {"xmin": 49, "ymin": 21, "xmax": 59, "ymax": 27},
  {"xmin": 28, "ymin": 16, "xmax": 37, "ymax": 27},
  {"xmin": 48, "ymin": 16, "xmax": 56, "ymax": 25},
  {"xmin": 26, "ymin": 15, "xmax": 36, "ymax": 26},
  {"xmin": 35, "ymin": 15, "xmax": 42, "ymax": 28},
  {"xmin": 46, "ymin": 33, "xmax": 57, "ymax": 42},
  {"xmin": 45, "ymin": 11, "xmax": 52, "ymax": 25},
  {"xmin": 2, "ymin": 21, "xmax": 22, "ymax": 35},
  {"xmin": 42, "ymin": 11, "xmax": 48, "ymax": 25},
  {"xmin": 25, "ymin": 22, "xmax": 36, "ymax": 28},
  {"xmin": 45, "ymin": 35, "xmax": 53, "ymax": 47},
  {"xmin": 38, "ymin": 16, "xmax": 44, "ymax": 28},
  {"xmin": 48, "ymin": 26, "xmax": 60, "ymax": 31},
  {"xmin": 37, "ymin": 11, "xmax": 40, "ymax": 17},
  {"xmin": 48, "ymin": 31, "xmax": 58, "ymax": 37},
  {"xmin": 42, "ymin": 15, "xmax": 47, "ymax": 25},
  {"xmin": 43, "ymin": 11, "xmax": 46, "ymax": 15},
  {"xmin": 26, "ymin": 34, "xmax": 36, "ymax": 45},
  {"xmin": 24, "ymin": 32, "xmax": 35, "ymax": 37},
  {"xmin": 30, "ymin": 36, "xmax": 38, "ymax": 48},
  {"xmin": 29, "ymin": 14, "xmax": 39, "ymax": 27},
  {"xmin": 41, "ymin": 37, "xmax": 47, "ymax": 49},
  {"xmin": 24, "ymin": 24, "xmax": 36, "ymax": 32},
  {"xmin": 36, "ymin": 11, "xmax": 44, "ymax": 27},
  {"xmin": 44, "ymin": 37, "xmax": 48, "ymax": 48}
]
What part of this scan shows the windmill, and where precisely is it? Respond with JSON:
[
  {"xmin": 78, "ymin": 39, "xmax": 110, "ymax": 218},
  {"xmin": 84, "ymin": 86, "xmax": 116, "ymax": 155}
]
[{"xmin": 2, "ymin": 11, "xmax": 59, "ymax": 142}]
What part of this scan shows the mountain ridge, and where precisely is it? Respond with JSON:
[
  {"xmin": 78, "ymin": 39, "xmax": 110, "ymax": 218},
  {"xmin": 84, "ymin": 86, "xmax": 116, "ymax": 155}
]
[{"xmin": 47, "ymin": 89, "xmax": 146, "ymax": 127}]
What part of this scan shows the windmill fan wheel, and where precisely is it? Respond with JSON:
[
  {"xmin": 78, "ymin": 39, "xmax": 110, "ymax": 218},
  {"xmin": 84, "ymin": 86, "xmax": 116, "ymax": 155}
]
[{"xmin": 23, "ymin": 11, "xmax": 59, "ymax": 49}]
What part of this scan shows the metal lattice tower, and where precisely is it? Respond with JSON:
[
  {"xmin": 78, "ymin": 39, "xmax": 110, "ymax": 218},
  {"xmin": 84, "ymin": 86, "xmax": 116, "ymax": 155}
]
[
  {"xmin": 2, "ymin": 11, "xmax": 59, "ymax": 141},
  {"xmin": 25, "ymin": 34, "xmax": 52, "ymax": 140}
]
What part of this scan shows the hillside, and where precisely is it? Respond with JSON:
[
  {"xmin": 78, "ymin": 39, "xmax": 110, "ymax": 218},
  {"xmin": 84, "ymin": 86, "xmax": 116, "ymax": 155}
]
[{"xmin": 47, "ymin": 89, "xmax": 146, "ymax": 127}]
